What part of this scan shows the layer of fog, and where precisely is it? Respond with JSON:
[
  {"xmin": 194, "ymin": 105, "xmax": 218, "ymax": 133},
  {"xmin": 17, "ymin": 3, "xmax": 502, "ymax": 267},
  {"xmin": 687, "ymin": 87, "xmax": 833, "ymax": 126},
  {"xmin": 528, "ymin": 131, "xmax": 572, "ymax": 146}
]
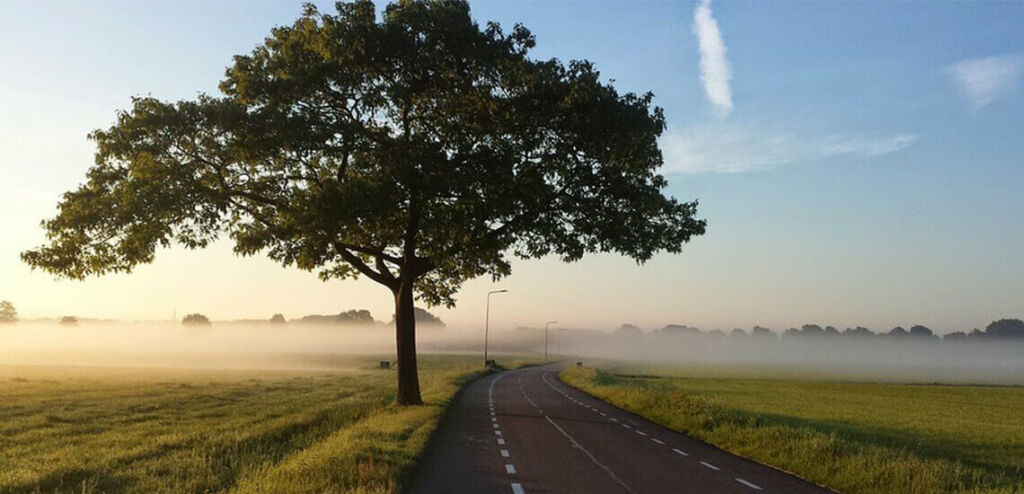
[
  {"xmin": 2, "ymin": 321, "xmax": 1021, "ymax": 385},
  {"xmin": 554, "ymin": 330, "xmax": 1024, "ymax": 385}
]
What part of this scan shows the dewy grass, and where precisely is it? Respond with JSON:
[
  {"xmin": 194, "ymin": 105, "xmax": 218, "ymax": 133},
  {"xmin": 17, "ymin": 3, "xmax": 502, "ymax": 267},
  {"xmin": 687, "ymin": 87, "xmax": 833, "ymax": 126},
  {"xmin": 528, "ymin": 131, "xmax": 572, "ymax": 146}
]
[
  {"xmin": 561, "ymin": 366, "xmax": 1024, "ymax": 494},
  {"xmin": 0, "ymin": 355, "xmax": 495, "ymax": 494}
]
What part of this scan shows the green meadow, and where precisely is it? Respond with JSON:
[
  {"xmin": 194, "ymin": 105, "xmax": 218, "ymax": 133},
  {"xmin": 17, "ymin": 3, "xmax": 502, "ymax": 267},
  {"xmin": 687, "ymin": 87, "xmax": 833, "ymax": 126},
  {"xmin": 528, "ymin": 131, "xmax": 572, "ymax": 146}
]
[
  {"xmin": 561, "ymin": 364, "xmax": 1024, "ymax": 494},
  {"xmin": 0, "ymin": 355, "xmax": 511, "ymax": 494}
]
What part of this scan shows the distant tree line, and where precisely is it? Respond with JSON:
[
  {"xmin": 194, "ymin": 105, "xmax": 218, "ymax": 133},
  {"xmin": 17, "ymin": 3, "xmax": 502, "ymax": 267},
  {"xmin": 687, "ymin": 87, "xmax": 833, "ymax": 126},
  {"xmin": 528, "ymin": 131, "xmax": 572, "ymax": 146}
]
[
  {"xmin": 296, "ymin": 309, "xmax": 377, "ymax": 326},
  {"xmin": 612, "ymin": 319, "xmax": 1024, "ymax": 342},
  {"xmin": 169, "ymin": 307, "xmax": 444, "ymax": 329}
]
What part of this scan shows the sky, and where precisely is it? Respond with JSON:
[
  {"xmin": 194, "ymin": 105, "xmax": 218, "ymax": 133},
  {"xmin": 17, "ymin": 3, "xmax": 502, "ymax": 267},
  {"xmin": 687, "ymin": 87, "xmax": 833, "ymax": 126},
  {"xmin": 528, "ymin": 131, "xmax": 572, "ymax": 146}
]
[{"xmin": 1, "ymin": 1, "xmax": 1023, "ymax": 334}]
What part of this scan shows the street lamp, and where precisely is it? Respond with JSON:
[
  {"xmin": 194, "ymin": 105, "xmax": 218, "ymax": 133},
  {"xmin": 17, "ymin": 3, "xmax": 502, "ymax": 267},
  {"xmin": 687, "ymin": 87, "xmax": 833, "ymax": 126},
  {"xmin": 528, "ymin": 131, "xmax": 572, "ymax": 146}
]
[
  {"xmin": 545, "ymin": 321, "xmax": 558, "ymax": 360},
  {"xmin": 484, "ymin": 289, "xmax": 508, "ymax": 367}
]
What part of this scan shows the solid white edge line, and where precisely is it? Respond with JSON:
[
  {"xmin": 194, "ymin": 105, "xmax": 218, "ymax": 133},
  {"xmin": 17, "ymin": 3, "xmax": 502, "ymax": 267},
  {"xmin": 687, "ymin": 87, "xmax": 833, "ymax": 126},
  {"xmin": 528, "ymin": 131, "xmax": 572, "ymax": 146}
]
[
  {"xmin": 511, "ymin": 482, "xmax": 525, "ymax": 494},
  {"xmin": 735, "ymin": 478, "xmax": 763, "ymax": 490},
  {"xmin": 700, "ymin": 461, "xmax": 721, "ymax": 471}
]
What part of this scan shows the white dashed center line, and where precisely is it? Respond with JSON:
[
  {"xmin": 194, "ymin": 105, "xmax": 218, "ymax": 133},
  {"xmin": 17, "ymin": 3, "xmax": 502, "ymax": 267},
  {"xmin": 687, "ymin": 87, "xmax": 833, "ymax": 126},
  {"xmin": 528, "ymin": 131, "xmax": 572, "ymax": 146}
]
[
  {"xmin": 506, "ymin": 464, "xmax": 516, "ymax": 474},
  {"xmin": 511, "ymin": 482, "xmax": 525, "ymax": 494},
  {"xmin": 497, "ymin": 438, "xmax": 505, "ymax": 445},
  {"xmin": 500, "ymin": 449, "xmax": 510, "ymax": 458},
  {"xmin": 544, "ymin": 415, "xmax": 638, "ymax": 494},
  {"xmin": 535, "ymin": 367, "xmax": 791, "ymax": 493},
  {"xmin": 736, "ymin": 478, "xmax": 763, "ymax": 490},
  {"xmin": 700, "ymin": 461, "xmax": 721, "ymax": 471}
]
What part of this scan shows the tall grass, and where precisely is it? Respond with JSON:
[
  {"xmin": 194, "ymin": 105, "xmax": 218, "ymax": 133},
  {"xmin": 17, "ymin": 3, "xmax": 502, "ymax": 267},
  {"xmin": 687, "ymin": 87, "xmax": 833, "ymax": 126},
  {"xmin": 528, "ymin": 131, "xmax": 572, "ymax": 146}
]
[
  {"xmin": 0, "ymin": 355, "xmax": 489, "ymax": 493},
  {"xmin": 561, "ymin": 367, "xmax": 1024, "ymax": 494}
]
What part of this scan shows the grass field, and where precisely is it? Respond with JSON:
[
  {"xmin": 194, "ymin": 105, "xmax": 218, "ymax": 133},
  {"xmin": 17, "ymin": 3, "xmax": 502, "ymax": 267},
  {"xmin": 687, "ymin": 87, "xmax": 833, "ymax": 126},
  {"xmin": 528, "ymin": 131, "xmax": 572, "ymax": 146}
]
[
  {"xmin": 0, "ymin": 354, "xmax": 523, "ymax": 494},
  {"xmin": 561, "ymin": 364, "xmax": 1024, "ymax": 494}
]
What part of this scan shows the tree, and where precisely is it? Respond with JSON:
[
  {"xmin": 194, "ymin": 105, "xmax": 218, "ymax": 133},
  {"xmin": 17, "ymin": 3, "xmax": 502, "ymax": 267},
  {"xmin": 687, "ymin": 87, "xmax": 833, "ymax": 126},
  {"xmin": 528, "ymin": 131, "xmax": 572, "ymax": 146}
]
[
  {"xmin": 0, "ymin": 301, "xmax": 17, "ymax": 324},
  {"xmin": 59, "ymin": 316, "xmax": 79, "ymax": 326},
  {"xmin": 414, "ymin": 308, "xmax": 444, "ymax": 328},
  {"xmin": 614, "ymin": 323, "xmax": 643, "ymax": 338},
  {"xmin": 887, "ymin": 326, "xmax": 909, "ymax": 338},
  {"xmin": 270, "ymin": 314, "xmax": 287, "ymax": 324},
  {"xmin": 751, "ymin": 326, "xmax": 776, "ymax": 339},
  {"xmin": 909, "ymin": 325, "xmax": 936, "ymax": 339},
  {"xmin": 182, "ymin": 314, "xmax": 212, "ymax": 327},
  {"xmin": 660, "ymin": 324, "xmax": 700, "ymax": 336},
  {"xmin": 842, "ymin": 326, "xmax": 874, "ymax": 338},
  {"xmin": 985, "ymin": 319, "xmax": 1024, "ymax": 339},
  {"xmin": 20, "ymin": 1, "xmax": 705, "ymax": 405},
  {"xmin": 943, "ymin": 331, "xmax": 968, "ymax": 342},
  {"xmin": 800, "ymin": 324, "xmax": 825, "ymax": 337}
]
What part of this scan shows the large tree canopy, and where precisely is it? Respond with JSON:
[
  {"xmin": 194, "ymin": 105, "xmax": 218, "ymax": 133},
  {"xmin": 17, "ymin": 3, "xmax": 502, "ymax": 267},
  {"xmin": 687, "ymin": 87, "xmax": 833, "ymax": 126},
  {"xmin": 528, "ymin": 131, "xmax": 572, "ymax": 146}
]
[{"xmin": 23, "ymin": 0, "xmax": 706, "ymax": 404}]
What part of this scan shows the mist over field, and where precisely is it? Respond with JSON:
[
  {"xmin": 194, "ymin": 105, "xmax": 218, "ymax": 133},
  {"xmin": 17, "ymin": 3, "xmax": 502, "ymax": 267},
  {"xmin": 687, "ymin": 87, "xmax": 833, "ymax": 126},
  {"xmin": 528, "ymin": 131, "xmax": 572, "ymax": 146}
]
[
  {"xmin": 557, "ymin": 330, "xmax": 1024, "ymax": 385},
  {"xmin": 3, "ymin": 319, "xmax": 1021, "ymax": 385}
]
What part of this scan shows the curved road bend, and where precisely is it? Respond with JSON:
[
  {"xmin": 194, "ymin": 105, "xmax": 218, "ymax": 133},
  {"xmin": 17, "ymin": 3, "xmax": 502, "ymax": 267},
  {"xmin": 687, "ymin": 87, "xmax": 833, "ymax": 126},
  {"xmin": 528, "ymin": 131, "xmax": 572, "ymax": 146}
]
[{"xmin": 410, "ymin": 363, "xmax": 832, "ymax": 494}]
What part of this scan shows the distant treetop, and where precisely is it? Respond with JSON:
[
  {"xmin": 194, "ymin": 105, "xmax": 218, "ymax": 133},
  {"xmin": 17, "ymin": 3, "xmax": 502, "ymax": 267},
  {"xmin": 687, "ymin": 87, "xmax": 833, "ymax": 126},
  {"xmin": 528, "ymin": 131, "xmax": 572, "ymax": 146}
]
[
  {"xmin": 985, "ymin": 319, "xmax": 1024, "ymax": 339},
  {"xmin": 614, "ymin": 324, "xmax": 644, "ymax": 337},
  {"xmin": 0, "ymin": 301, "xmax": 17, "ymax": 324},
  {"xmin": 389, "ymin": 308, "xmax": 444, "ymax": 328},
  {"xmin": 182, "ymin": 314, "xmax": 212, "ymax": 327}
]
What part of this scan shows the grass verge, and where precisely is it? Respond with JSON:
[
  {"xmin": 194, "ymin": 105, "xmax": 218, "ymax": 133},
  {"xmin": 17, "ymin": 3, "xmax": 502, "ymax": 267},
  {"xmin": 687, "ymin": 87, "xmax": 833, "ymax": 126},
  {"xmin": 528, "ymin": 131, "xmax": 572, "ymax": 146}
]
[{"xmin": 560, "ymin": 366, "xmax": 1024, "ymax": 494}]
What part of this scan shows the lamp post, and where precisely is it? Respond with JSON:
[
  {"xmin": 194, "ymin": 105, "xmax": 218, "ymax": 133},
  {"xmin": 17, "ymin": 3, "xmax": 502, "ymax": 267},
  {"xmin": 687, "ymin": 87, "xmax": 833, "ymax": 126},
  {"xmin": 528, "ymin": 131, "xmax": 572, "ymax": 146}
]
[
  {"xmin": 484, "ymin": 289, "xmax": 508, "ymax": 367},
  {"xmin": 545, "ymin": 320, "xmax": 558, "ymax": 360}
]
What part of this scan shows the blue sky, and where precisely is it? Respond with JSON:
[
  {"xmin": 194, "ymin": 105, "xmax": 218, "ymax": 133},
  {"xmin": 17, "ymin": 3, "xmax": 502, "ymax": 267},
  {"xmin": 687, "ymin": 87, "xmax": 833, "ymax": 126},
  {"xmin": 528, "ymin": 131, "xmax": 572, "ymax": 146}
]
[{"xmin": 1, "ymin": 1, "xmax": 1022, "ymax": 333}]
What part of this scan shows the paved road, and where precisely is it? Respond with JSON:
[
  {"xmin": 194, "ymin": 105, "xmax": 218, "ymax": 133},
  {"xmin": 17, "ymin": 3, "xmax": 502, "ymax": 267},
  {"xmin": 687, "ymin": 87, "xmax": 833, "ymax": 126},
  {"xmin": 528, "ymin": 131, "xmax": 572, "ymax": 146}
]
[{"xmin": 410, "ymin": 363, "xmax": 832, "ymax": 494}]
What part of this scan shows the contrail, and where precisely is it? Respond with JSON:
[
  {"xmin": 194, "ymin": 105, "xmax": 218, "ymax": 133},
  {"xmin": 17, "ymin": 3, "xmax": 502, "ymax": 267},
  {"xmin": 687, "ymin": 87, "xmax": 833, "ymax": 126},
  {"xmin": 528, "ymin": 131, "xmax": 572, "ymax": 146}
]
[{"xmin": 693, "ymin": 0, "xmax": 733, "ymax": 118}]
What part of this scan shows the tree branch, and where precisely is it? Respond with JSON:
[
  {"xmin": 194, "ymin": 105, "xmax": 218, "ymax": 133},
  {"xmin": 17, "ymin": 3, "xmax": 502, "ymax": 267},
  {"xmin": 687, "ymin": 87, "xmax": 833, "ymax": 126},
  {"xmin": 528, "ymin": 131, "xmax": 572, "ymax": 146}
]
[{"xmin": 333, "ymin": 241, "xmax": 398, "ymax": 288}]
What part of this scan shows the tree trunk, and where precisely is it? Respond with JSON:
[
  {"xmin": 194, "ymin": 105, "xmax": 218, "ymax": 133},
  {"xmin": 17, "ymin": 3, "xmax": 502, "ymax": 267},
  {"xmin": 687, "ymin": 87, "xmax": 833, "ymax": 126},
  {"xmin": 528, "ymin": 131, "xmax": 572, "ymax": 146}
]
[{"xmin": 393, "ymin": 278, "xmax": 423, "ymax": 405}]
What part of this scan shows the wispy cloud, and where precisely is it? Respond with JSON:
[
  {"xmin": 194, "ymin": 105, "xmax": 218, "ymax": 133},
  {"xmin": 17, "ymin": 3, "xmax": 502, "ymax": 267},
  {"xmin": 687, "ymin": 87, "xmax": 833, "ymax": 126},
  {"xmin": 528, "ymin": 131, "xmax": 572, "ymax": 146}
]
[
  {"xmin": 948, "ymin": 55, "xmax": 1024, "ymax": 109},
  {"xmin": 660, "ymin": 125, "xmax": 917, "ymax": 174},
  {"xmin": 692, "ymin": 0, "xmax": 733, "ymax": 118}
]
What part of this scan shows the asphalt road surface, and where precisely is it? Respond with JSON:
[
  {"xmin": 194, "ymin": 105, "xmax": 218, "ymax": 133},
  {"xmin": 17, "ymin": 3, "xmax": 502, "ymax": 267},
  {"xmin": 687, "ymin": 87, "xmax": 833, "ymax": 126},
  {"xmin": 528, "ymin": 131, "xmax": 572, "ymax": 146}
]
[{"xmin": 410, "ymin": 363, "xmax": 833, "ymax": 494}]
